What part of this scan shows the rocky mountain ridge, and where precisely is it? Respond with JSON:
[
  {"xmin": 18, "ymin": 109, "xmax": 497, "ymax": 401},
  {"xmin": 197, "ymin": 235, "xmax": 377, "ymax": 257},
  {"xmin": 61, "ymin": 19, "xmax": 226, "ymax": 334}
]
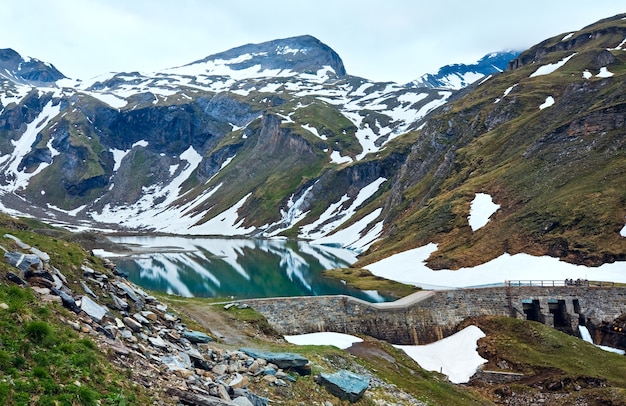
[
  {"xmin": 1, "ymin": 14, "xmax": 625, "ymax": 270},
  {"xmin": 0, "ymin": 35, "xmax": 493, "ymax": 238},
  {"xmin": 407, "ymin": 50, "xmax": 520, "ymax": 90}
]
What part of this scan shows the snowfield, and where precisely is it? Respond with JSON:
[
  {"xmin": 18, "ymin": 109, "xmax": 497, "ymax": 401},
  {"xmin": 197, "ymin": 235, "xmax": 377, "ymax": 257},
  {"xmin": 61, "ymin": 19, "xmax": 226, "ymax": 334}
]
[
  {"xmin": 365, "ymin": 243, "xmax": 626, "ymax": 289},
  {"xmin": 286, "ymin": 326, "xmax": 488, "ymax": 384}
]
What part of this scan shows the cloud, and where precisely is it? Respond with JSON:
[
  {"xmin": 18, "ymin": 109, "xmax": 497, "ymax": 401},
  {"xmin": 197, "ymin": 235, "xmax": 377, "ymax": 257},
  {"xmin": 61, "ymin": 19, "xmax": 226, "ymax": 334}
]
[{"xmin": 1, "ymin": 0, "xmax": 624, "ymax": 83}]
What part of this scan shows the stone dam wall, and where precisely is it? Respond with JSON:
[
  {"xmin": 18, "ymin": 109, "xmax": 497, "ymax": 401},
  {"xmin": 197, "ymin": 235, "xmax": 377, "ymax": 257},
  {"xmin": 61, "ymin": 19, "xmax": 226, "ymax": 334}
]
[{"xmin": 239, "ymin": 286, "xmax": 626, "ymax": 345}]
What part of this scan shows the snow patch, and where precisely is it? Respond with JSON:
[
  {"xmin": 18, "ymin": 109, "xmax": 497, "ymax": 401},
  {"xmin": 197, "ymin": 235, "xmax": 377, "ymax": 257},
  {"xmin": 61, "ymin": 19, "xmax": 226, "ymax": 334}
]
[
  {"xmin": 529, "ymin": 53, "xmax": 576, "ymax": 77},
  {"xmin": 330, "ymin": 150, "xmax": 352, "ymax": 164},
  {"xmin": 395, "ymin": 325, "xmax": 487, "ymax": 384},
  {"xmin": 582, "ymin": 70, "xmax": 593, "ymax": 79},
  {"xmin": 187, "ymin": 193, "xmax": 256, "ymax": 235},
  {"xmin": 494, "ymin": 84, "xmax": 518, "ymax": 103},
  {"xmin": 468, "ymin": 193, "xmax": 500, "ymax": 231},
  {"xmin": 0, "ymin": 101, "xmax": 62, "ymax": 192},
  {"xmin": 608, "ymin": 37, "xmax": 626, "ymax": 51},
  {"xmin": 596, "ymin": 67, "xmax": 614, "ymax": 78},
  {"xmin": 365, "ymin": 244, "xmax": 626, "ymax": 290},
  {"xmin": 301, "ymin": 124, "xmax": 326, "ymax": 140},
  {"xmin": 539, "ymin": 96, "xmax": 555, "ymax": 110},
  {"xmin": 79, "ymin": 91, "xmax": 127, "ymax": 108},
  {"xmin": 285, "ymin": 332, "xmax": 363, "ymax": 349},
  {"xmin": 300, "ymin": 178, "xmax": 386, "ymax": 240},
  {"xmin": 313, "ymin": 208, "xmax": 383, "ymax": 253}
]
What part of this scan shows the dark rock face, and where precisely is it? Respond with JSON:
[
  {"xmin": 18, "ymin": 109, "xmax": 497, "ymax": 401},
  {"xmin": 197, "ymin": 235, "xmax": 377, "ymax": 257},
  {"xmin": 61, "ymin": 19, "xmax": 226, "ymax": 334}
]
[
  {"xmin": 0, "ymin": 48, "xmax": 65, "ymax": 83},
  {"xmin": 506, "ymin": 15, "xmax": 626, "ymax": 70},
  {"xmin": 184, "ymin": 35, "xmax": 347, "ymax": 77}
]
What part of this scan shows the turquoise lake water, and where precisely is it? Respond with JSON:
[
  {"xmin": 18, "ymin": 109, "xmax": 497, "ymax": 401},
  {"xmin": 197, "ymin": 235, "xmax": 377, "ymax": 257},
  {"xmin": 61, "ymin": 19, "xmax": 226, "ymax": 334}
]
[{"xmin": 109, "ymin": 235, "xmax": 390, "ymax": 302}]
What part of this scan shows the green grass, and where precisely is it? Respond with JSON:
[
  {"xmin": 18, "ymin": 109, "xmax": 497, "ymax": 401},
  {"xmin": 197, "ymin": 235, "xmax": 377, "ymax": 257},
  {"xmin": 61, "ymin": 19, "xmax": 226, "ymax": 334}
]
[
  {"xmin": 464, "ymin": 316, "xmax": 626, "ymax": 383},
  {"xmin": 0, "ymin": 214, "xmax": 153, "ymax": 405},
  {"xmin": 0, "ymin": 284, "xmax": 150, "ymax": 405}
]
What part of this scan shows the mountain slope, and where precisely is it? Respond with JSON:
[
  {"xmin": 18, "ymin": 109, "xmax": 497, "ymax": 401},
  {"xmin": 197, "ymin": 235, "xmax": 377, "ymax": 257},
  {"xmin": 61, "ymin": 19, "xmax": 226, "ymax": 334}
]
[
  {"xmin": 356, "ymin": 13, "xmax": 626, "ymax": 269},
  {"xmin": 0, "ymin": 35, "xmax": 452, "ymax": 241},
  {"xmin": 0, "ymin": 16, "xmax": 625, "ymax": 272}
]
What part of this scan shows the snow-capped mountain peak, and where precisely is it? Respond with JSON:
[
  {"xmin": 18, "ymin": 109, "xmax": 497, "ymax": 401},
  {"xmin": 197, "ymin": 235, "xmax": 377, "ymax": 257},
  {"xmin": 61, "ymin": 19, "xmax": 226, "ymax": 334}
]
[
  {"xmin": 0, "ymin": 48, "xmax": 66, "ymax": 85},
  {"xmin": 166, "ymin": 35, "xmax": 347, "ymax": 80},
  {"xmin": 407, "ymin": 50, "xmax": 520, "ymax": 90}
]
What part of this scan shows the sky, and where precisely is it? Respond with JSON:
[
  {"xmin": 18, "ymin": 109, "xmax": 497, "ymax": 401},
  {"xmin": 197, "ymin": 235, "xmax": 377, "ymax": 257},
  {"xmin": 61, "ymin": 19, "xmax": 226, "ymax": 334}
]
[{"xmin": 1, "ymin": 1, "xmax": 624, "ymax": 83}]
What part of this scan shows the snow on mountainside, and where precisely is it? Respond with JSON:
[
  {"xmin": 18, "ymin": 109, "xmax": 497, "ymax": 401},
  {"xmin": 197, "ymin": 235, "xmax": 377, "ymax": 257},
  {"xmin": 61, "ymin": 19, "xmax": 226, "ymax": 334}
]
[
  {"xmin": 0, "ymin": 34, "xmax": 462, "ymax": 243},
  {"xmin": 408, "ymin": 50, "xmax": 520, "ymax": 89},
  {"xmin": 1, "ymin": 12, "xmax": 624, "ymax": 273}
]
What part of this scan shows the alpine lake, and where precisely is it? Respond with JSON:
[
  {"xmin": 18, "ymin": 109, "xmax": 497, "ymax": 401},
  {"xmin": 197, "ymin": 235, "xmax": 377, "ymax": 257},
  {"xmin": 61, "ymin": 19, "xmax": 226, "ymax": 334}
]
[{"xmin": 108, "ymin": 235, "xmax": 392, "ymax": 303}]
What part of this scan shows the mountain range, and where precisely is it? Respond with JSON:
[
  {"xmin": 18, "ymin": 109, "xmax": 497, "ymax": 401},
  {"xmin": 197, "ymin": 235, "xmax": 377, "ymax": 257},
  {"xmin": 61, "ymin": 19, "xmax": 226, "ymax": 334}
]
[{"xmin": 1, "ymin": 13, "xmax": 625, "ymax": 271}]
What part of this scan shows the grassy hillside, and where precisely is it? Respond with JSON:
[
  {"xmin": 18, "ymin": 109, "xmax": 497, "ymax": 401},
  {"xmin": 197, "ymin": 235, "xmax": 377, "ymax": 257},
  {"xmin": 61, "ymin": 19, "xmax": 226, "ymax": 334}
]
[
  {"xmin": 0, "ymin": 215, "xmax": 152, "ymax": 405},
  {"xmin": 462, "ymin": 316, "xmax": 626, "ymax": 405},
  {"xmin": 358, "ymin": 15, "xmax": 626, "ymax": 269}
]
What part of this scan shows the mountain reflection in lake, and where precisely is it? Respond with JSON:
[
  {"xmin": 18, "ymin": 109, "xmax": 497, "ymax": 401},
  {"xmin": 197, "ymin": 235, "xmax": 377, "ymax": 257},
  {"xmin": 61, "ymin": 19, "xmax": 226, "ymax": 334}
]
[{"xmin": 108, "ymin": 236, "xmax": 390, "ymax": 303}]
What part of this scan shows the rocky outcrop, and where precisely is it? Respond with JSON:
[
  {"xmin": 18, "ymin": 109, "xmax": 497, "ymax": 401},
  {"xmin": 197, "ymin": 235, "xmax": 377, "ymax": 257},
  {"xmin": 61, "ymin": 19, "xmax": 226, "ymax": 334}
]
[
  {"xmin": 1, "ymin": 234, "xmax": 320, "ymax": 405},
  {"xmin": 0, "ymin": 48, "xmax": 66, "ymax": 84}
]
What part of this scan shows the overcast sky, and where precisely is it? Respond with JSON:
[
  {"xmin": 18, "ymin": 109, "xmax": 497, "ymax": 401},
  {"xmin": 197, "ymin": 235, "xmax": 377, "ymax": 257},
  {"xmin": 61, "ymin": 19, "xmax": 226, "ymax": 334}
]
[{"xmin": 2, "ymin": 1, "xmax": 624, "ymax": 83}]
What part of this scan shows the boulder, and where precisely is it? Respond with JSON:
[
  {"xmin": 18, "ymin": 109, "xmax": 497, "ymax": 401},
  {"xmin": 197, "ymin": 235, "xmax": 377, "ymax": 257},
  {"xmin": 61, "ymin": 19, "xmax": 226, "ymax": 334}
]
[
  {"xmin": 123, "ymin": 316, "xmax": 142, "ymax": 332},
  {"xmin": 51, "ymin": 287, "xmax": 81, "ymax": 313},
  {"xmin": 4, "ymin": 252, "xmax": 42, "ymax": 273},
  {"xmin": 316, "ymin": 370, "xmax": 369, "ymax": 402},
  {"xmin": 239, "ymin": 348, "xmax": 308, "ymax": 370},
  {"xmin": 183, "ymin": 330, "xmax": 213, "ymax": 343},
  {"xmin": 80, "ymin": 295, "xmax": 109, "ymax": 322}
]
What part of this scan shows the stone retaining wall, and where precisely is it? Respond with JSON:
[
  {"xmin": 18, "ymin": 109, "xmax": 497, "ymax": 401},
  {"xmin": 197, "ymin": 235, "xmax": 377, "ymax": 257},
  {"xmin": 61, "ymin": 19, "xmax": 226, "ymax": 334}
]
[{"xmin": 239, "ymin": 286, "xmax": 626, "ymax": 345}]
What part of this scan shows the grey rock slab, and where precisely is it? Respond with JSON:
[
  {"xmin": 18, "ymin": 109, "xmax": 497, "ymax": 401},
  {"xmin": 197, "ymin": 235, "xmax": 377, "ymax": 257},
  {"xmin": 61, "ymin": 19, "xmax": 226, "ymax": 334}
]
[
  {"xmin": 166, "ymin": 387, "xmax": 237, "ymax": 406},
  {"xmin": 29, "ymin": 246, "xmax": 49, "ymax": 262},
  {"xmin": 80, "ymin": 295, "xmax": 109, "ymax": 322},
  {"xmin": 148, "ymin": 336, "xmax": 167, "ymax": 348},
  {"xmin": 232, "ymin": 397, "xmax": 254, "ymax": 406},
  {"xmin": 110, "ymin": 294, "xmax": 129, "ymax": 310},
  {"xmin": 80, "ymin": 281, "xmax": 97, "ymax": 298},
  {"xmin": 239, "ymin": 348, "xmax": 308, "ymax": 369},
  {"xmin": 52, "ymin": 287, "xmax": 81, "ymax": 313},
  {"xmin": 133, "ymin": 312, "xmax": 150, "ymax": 324},
  {"xmin": 123, "ymin": 316, "xmax": 142, "ymax": 332},
  {"xmin": 113, "ymin": 281, "xmax": 143, "ymax": 306},
  {"xmin": 5, "ymin": 252, "xmax": 42, "ymax": 273},
  {"xmin": 183, "ymin": 330, "xmax": 213, "ymax": 343},
  {"xmin": 316, "ymin": 370, "xmax": 369, "ymax": 403}
]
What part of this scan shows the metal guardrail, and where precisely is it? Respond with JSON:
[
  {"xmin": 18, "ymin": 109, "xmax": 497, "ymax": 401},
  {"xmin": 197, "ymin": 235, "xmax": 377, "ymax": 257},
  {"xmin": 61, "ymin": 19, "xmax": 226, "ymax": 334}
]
[{"xmin": 505, "ymin": 280, "xmax": 615, "ymax": 287}]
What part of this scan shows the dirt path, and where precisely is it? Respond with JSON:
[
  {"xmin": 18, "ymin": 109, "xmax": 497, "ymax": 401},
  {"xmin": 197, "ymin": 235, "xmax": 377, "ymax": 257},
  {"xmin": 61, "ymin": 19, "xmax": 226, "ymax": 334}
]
[{"xmin": 167, "ymin": 300, "xmax": 253, "ymax": 346}]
